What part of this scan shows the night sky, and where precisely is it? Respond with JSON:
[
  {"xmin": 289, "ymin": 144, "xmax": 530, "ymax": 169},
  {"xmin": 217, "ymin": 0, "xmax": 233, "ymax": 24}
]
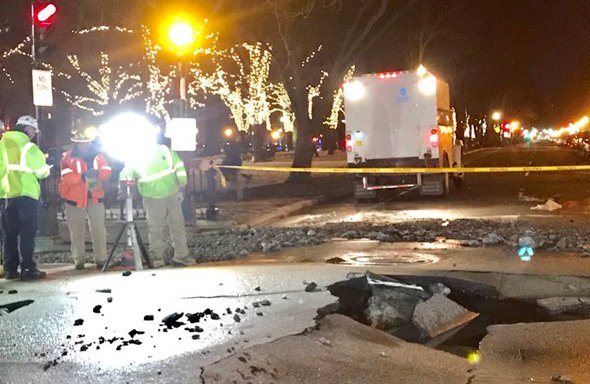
[
  {"xmin": 1, "ymin": 0, "xmax": 589, "ymax": 127},
  {"xmin": 369, "ymin": 0, "xmax": 590, "ymax": 126}
]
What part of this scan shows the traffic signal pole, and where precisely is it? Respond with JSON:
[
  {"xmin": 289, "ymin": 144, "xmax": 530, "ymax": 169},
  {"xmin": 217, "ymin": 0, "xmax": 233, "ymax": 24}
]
[{"xmin": 31, "ymin": 0, "xmax": 58, "ymax": 237}]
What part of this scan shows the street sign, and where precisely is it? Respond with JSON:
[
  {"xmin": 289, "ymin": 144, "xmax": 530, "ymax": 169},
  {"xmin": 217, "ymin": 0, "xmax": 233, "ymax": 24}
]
[
  {"xmin": 32, "ymin": 69, "xmax": 53, "ymax": 106},
  {"xmin": 167, "ymin": 118, "xmax": 198, "ymax": 151}
]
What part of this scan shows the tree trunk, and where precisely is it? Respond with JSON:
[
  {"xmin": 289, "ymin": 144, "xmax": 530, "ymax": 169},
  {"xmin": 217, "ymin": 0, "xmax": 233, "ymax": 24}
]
[
  {"xmin": 252, "ymin": 123, "xmax": 267, "ymax": 162},
  {"xmin": 286, "ymin": 90, "xmax": 314, "ymax": 183},
  {"xmin": 326, "ymin": 129, "xmax": 337, "ymax": 155}
]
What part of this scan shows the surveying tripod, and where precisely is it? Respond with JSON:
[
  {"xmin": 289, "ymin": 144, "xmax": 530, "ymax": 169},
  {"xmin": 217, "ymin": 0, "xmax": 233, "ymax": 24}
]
[{"xmin": 102, "ymin": 181, "xmax": 152, "ymax": 271}]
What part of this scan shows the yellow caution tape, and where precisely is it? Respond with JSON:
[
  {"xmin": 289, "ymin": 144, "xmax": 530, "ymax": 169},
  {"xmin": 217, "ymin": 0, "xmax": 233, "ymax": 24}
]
[{"xmin": 217, "ymin": 164, "xmax": 590, "ymax": 174}]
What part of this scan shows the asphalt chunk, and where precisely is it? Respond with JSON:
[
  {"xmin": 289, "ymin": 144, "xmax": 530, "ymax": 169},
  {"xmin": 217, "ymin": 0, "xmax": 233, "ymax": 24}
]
[
  {"xmin": 305, "ymin": 282, "xmax": 318, "ymax": 292},
  {"xmin": 192, "ymin": 335, "xmax": 200, "ymax": 340},
  {"xmin": 254, "ymin": 286, "xmax": 261, "ymax": 292},
  {"xmin": 128, "ymin": 329, "xmax": 145, "ymax": 338},
  {"xmin": 260, "ymin": 300, "xmax": 271, "ymax": 307},
  {"xmin": 96, "ymin": 289, "xmax": 111, "ymax": 294},
  {"xmin": 74, "ymin": 319, "xmax": 84, "ymax": 326},
  {"xmin": 107, "ymin": 297, "xmax": 113, "ymax": 303},
  {"xmin": 8, "ymin": 290, "xmax": 17, "ymax": 295},
  {"xmin": 233, "ymin": 314, "xmax": 241, "ymax": 323},
  {"xmin": 144, "ymin": 315, "xmax": 154, "ymax": 321},
  {"xmin": 93, "ymin": 305, "xmax": 102, "ymax": 314},
  {"xmin": 122, "ymin": 271, "xmax": 132, "ymax": 277}
]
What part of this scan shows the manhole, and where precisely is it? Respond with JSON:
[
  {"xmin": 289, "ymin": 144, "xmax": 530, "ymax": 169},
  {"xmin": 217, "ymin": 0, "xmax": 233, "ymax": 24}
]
[{"xmin": 327, "ymin": 250, "xmax": 439, "ymax": 266}]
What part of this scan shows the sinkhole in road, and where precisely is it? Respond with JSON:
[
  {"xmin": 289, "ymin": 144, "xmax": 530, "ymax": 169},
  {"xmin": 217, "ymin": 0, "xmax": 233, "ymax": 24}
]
[{"xmin": 319, "ymin": 273, "xmax": 590, "ymax": 357}]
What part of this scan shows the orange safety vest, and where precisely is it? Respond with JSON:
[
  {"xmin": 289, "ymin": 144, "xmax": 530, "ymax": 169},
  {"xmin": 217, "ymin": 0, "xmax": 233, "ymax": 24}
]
[{"xmin": 59, "ymin": 151, "xmax": 112, "ymax": 207}]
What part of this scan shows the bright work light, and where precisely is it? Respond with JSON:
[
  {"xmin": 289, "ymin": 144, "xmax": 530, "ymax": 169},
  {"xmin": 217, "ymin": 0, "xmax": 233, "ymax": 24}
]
[
  {"xmin": 100, "ymin": 113, "xmax": 159, "ymax": 167},
  {"xmin": 343, "ymin": 81, "xmax": 366, "ymax": 102},
  {"xmin": 418, "ymin": 75, "xmax": 437, "ymax": 95}
]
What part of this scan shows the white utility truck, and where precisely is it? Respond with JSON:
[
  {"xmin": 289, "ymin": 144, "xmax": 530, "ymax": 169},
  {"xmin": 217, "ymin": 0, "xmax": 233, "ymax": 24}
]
[{"xmin": 343, "ymin": 66, "xmax": 463, "ymax": 200}]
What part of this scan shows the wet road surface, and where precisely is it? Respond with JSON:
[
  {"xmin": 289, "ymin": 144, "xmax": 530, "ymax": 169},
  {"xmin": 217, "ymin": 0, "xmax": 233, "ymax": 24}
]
[{"xmin": 275, "ymin": 144, "xmax": 590, "ymax": 227}]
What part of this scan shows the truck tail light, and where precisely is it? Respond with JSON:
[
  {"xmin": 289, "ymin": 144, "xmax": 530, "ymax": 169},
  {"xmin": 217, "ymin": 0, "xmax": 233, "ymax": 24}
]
[
  {"xmin": 346, "ymin": 134, "xmax": 352, "ymax": 152},
  {"xmin": 429, "ymin": 129, "xmax": 438, "ymax": 147}
]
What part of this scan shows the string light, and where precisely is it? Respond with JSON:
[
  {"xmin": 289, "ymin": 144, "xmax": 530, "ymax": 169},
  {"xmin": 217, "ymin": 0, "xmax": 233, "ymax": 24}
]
[
  {"xmin": 0, "ymin": 37, "xmax": 31, "ymax": 83},
  {"xmin": 307, "ymin": 71, "xmax": 328, "ymax": 119},
  {"xmin": 141, "ymin": 26, "xmax": 172, "ymax": 121},
  {"xmin": 325, "ymin": 65, "xmax": 355, "ymax": 130},
  {"xmin": 59, "ymin": 52, "xmax": 142, "ymax": 116},
  {"xmin": 188, "ymin": 42, "xmax": 275, "ymax": 132},
  {"xmin": 73, "ymin": 26, "xmax": 134, "ymax": 35},
  {"xmin": 302, "ymin": 45, "xmax": 322, "ymax": 67}
]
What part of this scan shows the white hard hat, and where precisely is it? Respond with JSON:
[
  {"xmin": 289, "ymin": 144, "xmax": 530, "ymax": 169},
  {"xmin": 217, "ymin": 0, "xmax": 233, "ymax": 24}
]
[{"xmin": 16, "ymin": 115, "xmax": 39, "ymax": 132}]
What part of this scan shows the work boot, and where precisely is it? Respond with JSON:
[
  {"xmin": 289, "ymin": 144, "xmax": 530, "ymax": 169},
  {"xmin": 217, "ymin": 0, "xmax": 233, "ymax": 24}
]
[
  {"xmin": 20, "ymin": 268, "xmax": 47, "ymax": 281},
  {"xmin": 4, "ymin": 271, "xmax": 20, "ymax": 280}
]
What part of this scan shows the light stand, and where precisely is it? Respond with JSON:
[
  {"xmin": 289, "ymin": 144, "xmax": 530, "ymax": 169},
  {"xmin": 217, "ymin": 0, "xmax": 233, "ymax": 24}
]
[{"xmin": 102, "ymin": 181, "xmax": 152, "ymax": 271}]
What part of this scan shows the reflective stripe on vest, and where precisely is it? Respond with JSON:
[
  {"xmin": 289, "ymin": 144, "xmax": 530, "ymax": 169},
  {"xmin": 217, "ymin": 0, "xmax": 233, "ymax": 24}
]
[
  {"xmin": 138, "ymin": 146, "xmax": 176, "ymax": 183},
  {"xmin": 7, "ymin": 142, "xmax": 35, "ymax": 173}
]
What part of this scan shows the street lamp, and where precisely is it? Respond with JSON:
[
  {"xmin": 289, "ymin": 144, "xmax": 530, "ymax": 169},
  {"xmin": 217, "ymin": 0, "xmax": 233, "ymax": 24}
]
[
  {"xmin": 491, "ymin": 111, "xmax": 502, "ymax": 121},
  {"xmin": 160, "ymin": 16, "xmax": 204, "ymax": 224}
]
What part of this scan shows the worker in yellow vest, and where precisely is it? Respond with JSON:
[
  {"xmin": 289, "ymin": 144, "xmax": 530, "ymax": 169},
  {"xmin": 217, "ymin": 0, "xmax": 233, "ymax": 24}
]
[
  {"xmin": 120, "ymin": 144, "xmax": 194, "ymax": 267},
  {"xmin": 1, "ymin": 116, "xmax": 51, "ymax": 280}
]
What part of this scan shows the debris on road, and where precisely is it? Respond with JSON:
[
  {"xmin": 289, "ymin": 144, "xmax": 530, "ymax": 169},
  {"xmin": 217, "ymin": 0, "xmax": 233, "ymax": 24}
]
[
  {"xmin": 305, "ymin": 282, "xmax": 318, "ymax": 292},
  {"xmin": 260, "ymin": 300, "xmax": 271, "ymax": 306},
  {"xmin": 320, "ymin": 272, "xmax": 482, "ymax": 346},
  {"xmin": 531, "ymin": 198, "xmax": 562, "ymax": 211},
  {"xmin": 518, "ymin": 192, "xmax": 543, "ymax": 202},
  {"xmin": 107, "ymin": 297, "xmax": 113, "ymax": 303},
  {"xmin": 36, "ymin": 218, "xmax": 590, "ymax": 264},
  {"xmin": 144, "ymin": 315, "xmax": 154, "ymax": 321},
  {"xmin": 551, "ymin": 374, "xmax": 574, "ymax": 383},
  {"xmin": 233, "ymin": 314, "xmax": 241, "ymax": 323},
  {"xmin": 412, "ymin": 294, "xmax": 478, "ymax": 340},
  {"xmin": 92, "ymin": 305, "xmax": 102, "ymax": 314},
  {"xmin": 162, "ymin": 312, "xmax": 184, "ymax": 327},
  {"xmin": 537, "ymin": 297, "xmax": 590, "ymax": 315},
  {"xmin": 0, "ymin": 300, "xmax": 34, "ymax": 314},
  {"xmin": 122, "ymin": 271, "xmax": 132, "ymax": 277},
  {"xmin": 96, "ymin": 289, "xmax": 111, "ymax": 294},
  {"xmin": 73, "ymin": 319, "xmax": 84, "ymax": 326},
  {"xmin": 128, "ymin": 329, "xmax": 145, "ymax": 338},
  {"xmin": 482, "ymin": 232, "xmax": 504, "ymax": 245}
]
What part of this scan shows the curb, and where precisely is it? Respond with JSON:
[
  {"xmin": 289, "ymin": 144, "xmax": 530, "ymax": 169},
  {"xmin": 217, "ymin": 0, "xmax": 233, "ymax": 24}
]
[{"xmin": 247, "ymin": 191, "xmax": 351, "ymax": 228}]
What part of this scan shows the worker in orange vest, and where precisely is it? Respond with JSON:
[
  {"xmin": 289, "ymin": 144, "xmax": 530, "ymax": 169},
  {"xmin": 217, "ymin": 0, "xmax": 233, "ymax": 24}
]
[{"xmin": 59, "ymin": 128, "xmax": 111, "ymax": 270}]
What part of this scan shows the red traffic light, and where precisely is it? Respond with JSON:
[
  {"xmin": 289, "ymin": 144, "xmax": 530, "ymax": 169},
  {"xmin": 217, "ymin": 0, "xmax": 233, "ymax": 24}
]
[{"xmin": 34, "ymin": 3, "xmax": 58, "ymax": 28}]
